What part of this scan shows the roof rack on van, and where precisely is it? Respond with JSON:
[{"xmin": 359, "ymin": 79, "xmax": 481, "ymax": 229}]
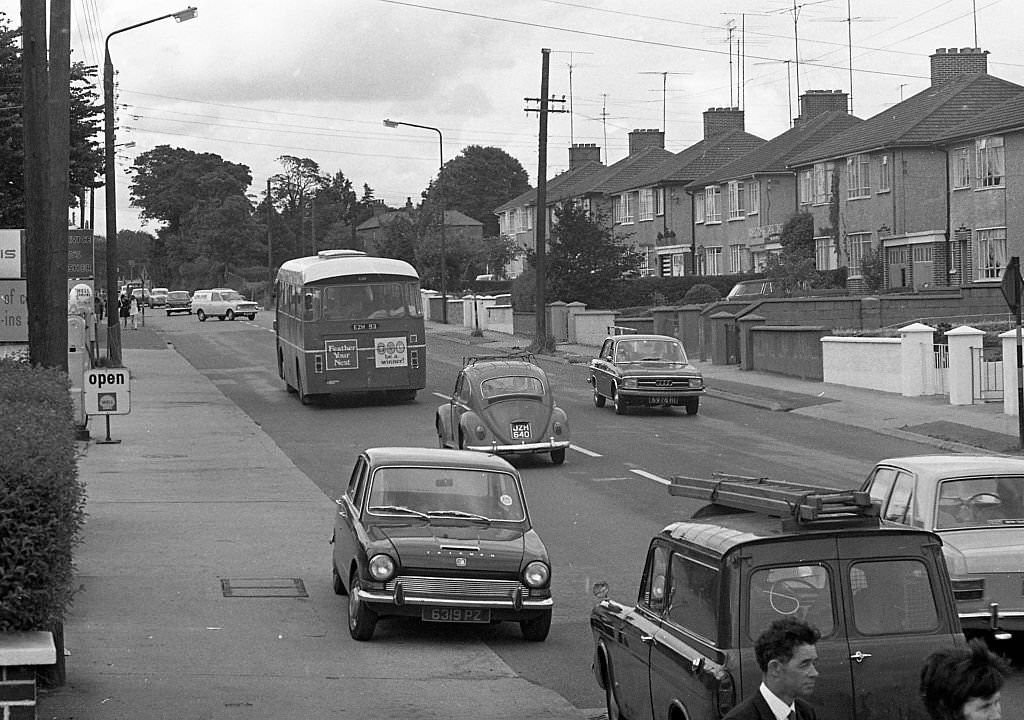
[
  {"xmin": 669, "ymin": 472, "xmax": 879, "ymax": 529},
  {"xmin": 464, "ymin": 352, "xmax": 536, "ymax": 366}
]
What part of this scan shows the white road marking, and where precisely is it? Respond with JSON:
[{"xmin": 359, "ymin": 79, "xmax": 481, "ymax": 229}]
[
  {"xmin": 570, "ymin": 444, "xmax": 602, "ymax": 457},
  {"xmin": 629, "ymin": 468, "xmax": 670, "ymax": 486}
]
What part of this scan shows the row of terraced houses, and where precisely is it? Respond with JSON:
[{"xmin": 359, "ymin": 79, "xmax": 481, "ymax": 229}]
[{"xmin": 494, "ymin": 46, "xmax": 1024, "ymax": 294}]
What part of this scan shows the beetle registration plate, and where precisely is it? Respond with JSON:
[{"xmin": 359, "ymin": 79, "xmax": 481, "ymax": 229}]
[
  {"xmin": 422, "ymin": 607, "xmax": 490, "ymax": 623},
  {"xmin": 510, "ymin": 421, "xmax": 531, "ymax": 439}
]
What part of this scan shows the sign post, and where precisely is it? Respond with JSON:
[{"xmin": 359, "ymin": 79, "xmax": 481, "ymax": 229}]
[
  {"xmin": 1000, "ymin": 257, "xmax": 1024, "ymax": 450},
  {"xmin": 84, "ymin": 367, "xmax": 131, "ymax": 444}
]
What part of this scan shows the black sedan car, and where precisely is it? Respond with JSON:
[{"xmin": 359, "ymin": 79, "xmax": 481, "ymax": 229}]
[
  {"xmin": 587, "ymin": 334, "xmax": 705, "ymax": 415},
  {"xmin": 331, "ymin": 447, "xmax": 553, "ymax": 641}
]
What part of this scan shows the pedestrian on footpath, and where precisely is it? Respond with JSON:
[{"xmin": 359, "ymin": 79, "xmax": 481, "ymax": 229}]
[
  {"xmin": 129, "ymin": 293, "xmax": 138, "ymax": 330},
  {"xmin": 136, "ymin": 293, "xmax": 145, "ymax": 327},
  {"xmin": 920, "ymin": 639, "xmax": 1008, "ymax": 720},
  {"xmin": 94, "ymin": 293, "xmax": 104, "ymax": 320},
  {"xmin": 119, "ymin": 293, "xmax": 131, "ymax": 328},
  {"xmin": 723, "ymin": 617, "xmax": 820, "ymax": 720}
]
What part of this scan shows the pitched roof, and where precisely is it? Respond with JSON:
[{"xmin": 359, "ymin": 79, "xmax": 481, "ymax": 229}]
[
  {"xmin": 627, "ymin": 129, "xmax": 767, "ymax": 191},
  {"xmin": 492, "ymin": 160, "xmax": 606, "ymax": 213},
  {"xmin": 935, "ymin": 91, "xmax": 1024, "ymax": 142},
  {"xmin": 684, "ymin": 110, "xmax": 862, "ymax": 191},
  {"xmin": 357, "ymin": 208, "xmax": 482, "ymax": 231},
  {"xmin": 591, "ymin": 146, "xmax": 676, "ymax": 195},
  {"xmin": 787, "ymin": 73, "xmax": 1024, "ymax": 166}
]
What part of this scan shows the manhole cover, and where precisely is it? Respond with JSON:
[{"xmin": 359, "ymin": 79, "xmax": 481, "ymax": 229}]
[{"xmin": 221, "ymin": 577, "xmax": 308, "ymax": 598}]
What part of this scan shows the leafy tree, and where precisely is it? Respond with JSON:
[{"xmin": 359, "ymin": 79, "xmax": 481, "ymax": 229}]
[
  {"xmin": 545, "ymin": 202, "xmax": 642, "ymax": 306},
  {"xmin": 67, "ymin": 61, "xmax": 103, "ymax": 203},
  {"xmin": 425, "ymin": 145, "xmax": 530, "ymax": 237},
  {"xmin": 860, "ymin": 247, "xmax": 885, "ymax": 292},
  {"xmin": 377, "ymin": 213, "xmax": 419, "ymax": 265},
  {"xmin": 269, "ymin": 155, "xmax": 328, "ymax": 258},
  {"xmin": 765, "ymin": 212, "xmax": 817, "ymax": 293}
]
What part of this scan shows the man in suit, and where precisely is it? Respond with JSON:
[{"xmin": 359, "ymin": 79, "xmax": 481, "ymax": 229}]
[{"xmin": 724, "ymin": 617, "xmax": 821, "ymax": 720}]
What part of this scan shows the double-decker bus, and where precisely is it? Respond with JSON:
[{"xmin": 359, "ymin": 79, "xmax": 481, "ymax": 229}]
[{"xmin": 274, "ymin": 249, "xmax": 426, "ymax": 404}]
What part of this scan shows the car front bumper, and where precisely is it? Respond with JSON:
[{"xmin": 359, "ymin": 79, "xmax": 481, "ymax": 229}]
[
  {"xmin": 357, "ymin": 576, "xmax": 554, "ymax": 613},
  {"xmin": 465, "ymin": 439, "xmax": 571, "ymax": 454}
]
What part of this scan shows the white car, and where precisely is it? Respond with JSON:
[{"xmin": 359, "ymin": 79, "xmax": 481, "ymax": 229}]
[{"xmin": 191, "ymin": 288, "xmax": 259, "ymax": 321}]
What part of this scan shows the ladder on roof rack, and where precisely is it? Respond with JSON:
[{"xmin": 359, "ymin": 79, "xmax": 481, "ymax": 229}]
[{"xmin": 669, "ymin": 472, "xmax": 879, "ymax": 526}]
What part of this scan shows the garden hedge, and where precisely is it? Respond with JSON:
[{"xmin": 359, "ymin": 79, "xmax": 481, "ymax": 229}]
[{"xmin": 0, "ymin": 358, "xmax": 87, "ymax": 632}]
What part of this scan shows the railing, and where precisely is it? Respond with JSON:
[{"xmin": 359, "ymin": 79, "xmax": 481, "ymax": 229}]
[
  {"xmin": 972, "ymin": 346, "xmax": 1003, "ymax": 402},
  {"xmin": 930, "ymin": 344, "xmax": 949, "ymax": 396}
]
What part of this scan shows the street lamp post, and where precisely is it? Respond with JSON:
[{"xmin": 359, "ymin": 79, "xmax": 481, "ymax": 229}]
[
  {"xmin": 104, "ymin": 7, "xmax": 197, "ymax": 366},
  {"xmin": 383, "ymin": 118, "xmax": 446, "ymax": 323}
]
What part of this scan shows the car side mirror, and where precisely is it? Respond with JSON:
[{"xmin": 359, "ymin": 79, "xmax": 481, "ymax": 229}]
[{"xmin": 592, "ymin": 581, "xmax": 610, "ymax": 600}]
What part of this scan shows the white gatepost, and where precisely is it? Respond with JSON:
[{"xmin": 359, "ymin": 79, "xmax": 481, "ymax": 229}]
[
  {"xmin": 899, "ymin": 323, "xmax": 936, "ymax": 397},
  {"xmin": 1001, "ymin": 330, "xmax": 1022, "ymax": 416},
  {"xmin": 945, "ymin": 326, "xmax": 984, "ymax": 405}
]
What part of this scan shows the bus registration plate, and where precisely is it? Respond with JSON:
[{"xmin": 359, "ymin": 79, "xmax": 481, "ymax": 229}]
[
  {"xmin": 423, "ymin": 607, "xmax": 490, "ymax": 623},
  {"xmin": 510, "ymin": 422, "xmax": 531, "ymax": 439}
]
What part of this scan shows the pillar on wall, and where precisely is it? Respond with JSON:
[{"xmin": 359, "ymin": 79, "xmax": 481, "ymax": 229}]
[
  {"xmin": 738, "ymin": 314, "xmax": 766, "ymax": 371},
  {"xmin": 899, "ymin": 322, "xmax": 936, "ymax": 397},
  {"xmin": 566, "ymin": 302, "xmax": 586, "ymax": 343},
  {"xmin": 547, "ymin": 301, "xmax": 569, "ymax": 342},
  {"xmin": 946, "ymin": 325, "xmax": 984, "ymax": 405},
  {"xmin": 1000, "ymin": 329, "xmax": 1022, "ymax": 416}
]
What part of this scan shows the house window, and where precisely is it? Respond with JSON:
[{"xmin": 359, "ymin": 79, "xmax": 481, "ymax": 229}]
[
  {"xmin": 499, "ymin": 212, "xmax": 509, "ymax": 236},
  {"xmin": 976, "ymin": 136, "xmax": 1004, "ymax": 188},
  {"xmin": 654, "ymin": 188, "xmax": 665, "ymax": 216},
  {"xmin": 975, "ymin": 227, "xmax": 1006, "ymax": 280},
  {"xmin": 815, "ymin": 236, "xmax": 837, "ymax": 270},
  {"xmin": 526, "ymin": 206, "xmax": 534, "ymax": 230},
  {"xmin": 747, "ymin": 180, "xmax": 760, "ymax": 215},
  {"xmin": 953, "ymin": 147, "xmax": 970, "ymax": 189},
  {"xmin": 638, "ymin": 188, "xmax": 654, "ymax": 221},
  {"xmin": 704, "ymin": 246, "xmax": 722, "ymax": 275},
  {"xmin": 637, "ymin": 252, "xmax": 650, "ymax": 277},
  {"xmin": 878, "ymin": 154, "xmax": 891, "ymax": 193},
  {"xmin": 705, "ymin": 186, "xmax": 721, "ymax": 224},
  {"xmin": 729, "ymin": 244, "xmax": 747, "ymax": 273},
  {"xmin": 621, "ymin": 193, "xmax": 635, "ymax": 224},
  {"xmin": 613, "ymin": 196, "xmax": 623, "ymax": 224},
  {"xmin": 671, "ymin": 253, "xmax": 687, "ymax": 276},
  {"xmin": 846, "ymin": 232, "xmax": 873, "ymax": 277},
  {"xmin": 695, "ymin": 192, "xmax": 705, "ymax": 224},
  {"xmin": 728, "ymin": 181, "xmax": 745, "ymax": 220},
  {"xmin": 847, "ymin": 154, "xmax": 871, "ymax": 198},
  {"xmin": 798, "ymin": 169, "xmax": 813, "ymax": 205},
  {"xmin": 511, "ymin": 208, "xmax": 521, "ymax": 233}
]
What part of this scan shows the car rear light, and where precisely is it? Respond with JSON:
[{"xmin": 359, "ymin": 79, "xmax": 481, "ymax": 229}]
[
  {"xmin": 952, "ymin": 578, "xmax": 985, "ymax": 602},
  {"xmin": 314, "ymin": 354, "xmax": 324, "ymax": 373},
  {"xmin": 714, "ymin": 668, "xmax": 736, "ymax": 718},
  {"xmin": 552, "ymin": 422, "xmax": 564, "ymax": 436},
  {"xmin": 410, "ymin": 349, "xmax": 419, "ymax": 368}
]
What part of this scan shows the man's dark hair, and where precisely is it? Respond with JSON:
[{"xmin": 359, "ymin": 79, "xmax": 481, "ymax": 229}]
[
  {"xmin": 920, "ymin": 640, "xmax": 1009, "ymax": 720},
  {"xmin": 754, "ymin": 617, "xmax": 821, "ymax": 672}
]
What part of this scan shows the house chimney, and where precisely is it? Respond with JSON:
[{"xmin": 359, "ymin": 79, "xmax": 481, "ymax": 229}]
[
  {"xmin": 798, "ymin": 90, "xmax": 849, "ymax": 122},
  {"xmin": 930, "ymin": 47, "xmax": 988, "ymax": 86},
  {"xmin": 569, "ymin": 143, "xmax": 602, "ymax": 168},
  {"xmin": 703, "ymin": 108, "xmax": 744, "ymax": 138},
  {"xmin": 627, "ymin": 128, "xmax": 665, "ymax": 155}
]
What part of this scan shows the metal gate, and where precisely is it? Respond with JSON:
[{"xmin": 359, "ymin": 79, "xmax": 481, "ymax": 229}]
[
  {"xmin": 929, "ymin": 344, "xmax": 948, "ymax": 396},
  {"xmin": 972, "ymin": 346, "xmax": 1003, "ymax": 403}
]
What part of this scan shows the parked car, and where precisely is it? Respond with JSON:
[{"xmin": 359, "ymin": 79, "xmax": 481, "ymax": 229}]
[
  {"xmin": 164, "ymin": 290, "xmax": 192, "ymax": 316},
  {"xmin": 591, "ymin": 473, "xmax": 964, "ymax": 720},
  {"xmin": 587, "ymin": 334, "xmax": 704, "ymax": 415},
  {"xmin": 861, "ymin": 454, "xmax": 1024, "ymax": 642},
  {"xmin": 331, "ymin": 447, "xmax": 553, "ymax": 641},
  {"xmin": 149, "ymin": 287, "xmax": 169, "ymax": 307},
  {"xmin": 129, "ymin": 286, "xmax": 151, "ymax": 307},
  {"xmin": 436, "ymin": 353, "xmax": 570, "ymax": 465},
  {"xmin": 191, "ymin": 288, "xmax": 258, "ymax": 321},
  {"xmin": 726, "ymin": 278, "xmax": 784, "ymax": 301}
]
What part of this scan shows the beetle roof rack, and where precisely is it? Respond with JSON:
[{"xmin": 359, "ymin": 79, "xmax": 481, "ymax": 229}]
[
  {"xmin": 464, "ymin": 351, "xmax": 536, "ymax": 366},
  {"xmin": 669, "ymin": 472, "xmax": 880, "ymax": 529}
]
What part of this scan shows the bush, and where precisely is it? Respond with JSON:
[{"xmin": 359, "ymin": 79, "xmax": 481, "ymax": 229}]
[
  {"xmin": 683, "ymin": 283, "xmax": 722, "ymax": 304},
  {"xmin": 0, "ymin": 359, "xmax": 87, "ymax": 632}
]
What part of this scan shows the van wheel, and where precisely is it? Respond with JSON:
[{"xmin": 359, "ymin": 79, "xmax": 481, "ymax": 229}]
[
  {"xmin": 613, "ymin": 386, "xmax": 627, "ymax": 415},
  {"xmin": 225, "ymin": 309, "xmax": 235, "ymax": 321},
  {"xmin": 196, "ymin": 309, "xmax": 207, "ymax": 322}
]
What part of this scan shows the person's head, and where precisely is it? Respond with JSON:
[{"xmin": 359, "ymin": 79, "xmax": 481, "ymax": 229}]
[
  {"xmin": 755, "ymin": 617, "xmax": 821, "ymax": 703},
  {"xmin": 920, "ymin": 640, "xmax": 1008, "ymax": 720}
]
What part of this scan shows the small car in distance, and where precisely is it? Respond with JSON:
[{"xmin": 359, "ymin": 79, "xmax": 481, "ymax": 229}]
[
  {"xmin": 192, "ymin": 288, "xmax": 258, "ymax": 321},
  {"xmin": 587, "ymin": 334, "xmax": 704, "ymax": 415},
  {"xmin": 591, "ymin": 473, "xmax": 964, "ymax": 720},
  {"xmin": 726, "ymin": 278, "xmax": 783, "ymax": 301},
  {"xmin": 149, "ymin": 287, "xmax": 169, "ymax": 307},
  {"xmin": 331, "ymin": 447, "xmax": 553, "ymax": 642},
  {"xmin": 164, "ymin": 290, "xmax": 192, "ymax": 316},
  {"xmin": 436, "ymin": 354, "xmax": 570, "ymax": 465},
  {"xmin": 861, "ymin": 454, "xmax": 1024, "ymax": 642}
]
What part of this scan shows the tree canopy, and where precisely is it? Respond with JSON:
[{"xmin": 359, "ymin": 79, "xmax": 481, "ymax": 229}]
[{"xmin": 426, "ymin": 145, "xmax": 530, "ymax": 237}]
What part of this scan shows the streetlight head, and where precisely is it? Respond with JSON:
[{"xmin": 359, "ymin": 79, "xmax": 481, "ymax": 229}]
[
  {"xmin": 174, "ymin": 6, "xmax": 198, "ymax": 22},
  {"xmin": 383, "ymin": 119, "xmax": 400, "ymax": 128}
]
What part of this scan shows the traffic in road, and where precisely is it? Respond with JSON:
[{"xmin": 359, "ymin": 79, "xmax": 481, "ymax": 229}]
[{"xmin": 144, "ymin": 311, "xmax": 1024, "ymax": 715}]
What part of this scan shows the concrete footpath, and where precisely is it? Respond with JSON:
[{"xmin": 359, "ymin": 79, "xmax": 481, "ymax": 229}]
[{"xmin": 39, "ymin": 319, "xmax": 1023, "ymax": 719}]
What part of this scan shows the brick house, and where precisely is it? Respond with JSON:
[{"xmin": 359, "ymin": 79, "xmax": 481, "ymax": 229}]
[
  {"xmin": 684, "ymin": 91, "xmax": 861, "ymax": 274},
  {"xmin": 786, "ymin": 48, "xmax": 1023, "ymax": 292},
  {"xmin": 356, "ymin": 206, "xmax": 483, "ymax": 258},
  {"xmin": 935, "ymin": 93, "xmax": 1024, "ymax": 287}
]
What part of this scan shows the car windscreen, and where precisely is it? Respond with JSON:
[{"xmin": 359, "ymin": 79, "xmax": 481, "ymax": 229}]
[
  {"xmin": 480, "ymin": 375, "xmax": 545, "ymax": 400},
  {"xmin": 168, "ymin": 292, "xmax": 189, "ymax": 300},
  {"xmin": 615, "ymin": 339, "xmax": 687, "ymax": 363},
  {"xmin": 366, "ymin": 466, "xmax": 525, "ymax": 522},
  {"xmin": 935, "ymin": 475, "xmax": 1024, "ymax": 528},
  {"xmin": 222, "ymin": 291, "xmax": 245, "ymax": 302}
]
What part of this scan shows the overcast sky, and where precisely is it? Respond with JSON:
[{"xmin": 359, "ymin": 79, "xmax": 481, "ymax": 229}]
[{"xmin": 4, "ymin": 0, "xmax": 1022, "ymax": 236}]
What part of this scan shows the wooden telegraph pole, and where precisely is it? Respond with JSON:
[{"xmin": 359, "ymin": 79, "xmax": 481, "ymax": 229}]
[
  {"xmin": 1001, "ymin": 256, "xmax": 1024, "ymax": 449},
  {"xmin": 524, "ymin": 48, "xmax": 566, "ymax": 348}
]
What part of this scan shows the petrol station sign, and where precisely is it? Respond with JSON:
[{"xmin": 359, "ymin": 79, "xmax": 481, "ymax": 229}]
[{"xmin": 84, "ymin": 368, "xmax": 131, "ymax": 415}]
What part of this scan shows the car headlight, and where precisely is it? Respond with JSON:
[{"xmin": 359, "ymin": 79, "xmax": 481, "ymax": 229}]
[
  {"xmin": 523, "ymin": 561, "xmax": 550, "ymax": 588},
  {"xmin": 621, "ymin": 377, "xmax": 638, "ymax": 389},
  {"xmin": 690, "ymin": 377, "xmax": 703, "ymax": 389},
  {"xmin": 368, "ymin": 554, "xmax": 396, "ymax": 582}
]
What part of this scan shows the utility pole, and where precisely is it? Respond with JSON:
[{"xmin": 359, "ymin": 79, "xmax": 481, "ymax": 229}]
[
  {"xmin": 266, "ymin": 178, "xmax": 273, "ymax": 302},
  {"xmin": 524, "ymin": 48, "xmax": 567, "ymax": 347}
]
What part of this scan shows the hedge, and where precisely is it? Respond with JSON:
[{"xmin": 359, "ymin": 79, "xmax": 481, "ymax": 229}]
[{"xmin": 0, "ymin": 358, "xmax": 87, "ymax": 632}]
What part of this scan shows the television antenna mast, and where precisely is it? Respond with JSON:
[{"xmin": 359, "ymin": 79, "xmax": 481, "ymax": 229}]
[
  {"xmin": 811, "ymin": 2, "xmax": 890, "ymax": 113},
  {"xmin": 638, "ymin": 70, "xmax": 691, "ymax": 131},
  {"xmin": 552, "ymin": 49, "xmax": 594, "ymax": 146}
]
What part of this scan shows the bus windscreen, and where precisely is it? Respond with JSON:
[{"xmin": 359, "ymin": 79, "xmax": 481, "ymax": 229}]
[{"xmin": 311, "ymin": 281, "xmax": 423, "ymax": 321}]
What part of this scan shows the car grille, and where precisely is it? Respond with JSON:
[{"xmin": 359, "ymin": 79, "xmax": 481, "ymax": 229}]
[
  {"xmin": 637, "ymin": 378, "xmax": 700, "ymax": 389},
  {"xmin": 386, "ymin": 575, "xmax": 526, "ymax": 599}
]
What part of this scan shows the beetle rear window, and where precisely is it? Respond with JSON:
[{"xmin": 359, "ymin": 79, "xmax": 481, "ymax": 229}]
[{"xmin": 481, "ymin": 375, "xmax": 544, "ymax": 399}]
